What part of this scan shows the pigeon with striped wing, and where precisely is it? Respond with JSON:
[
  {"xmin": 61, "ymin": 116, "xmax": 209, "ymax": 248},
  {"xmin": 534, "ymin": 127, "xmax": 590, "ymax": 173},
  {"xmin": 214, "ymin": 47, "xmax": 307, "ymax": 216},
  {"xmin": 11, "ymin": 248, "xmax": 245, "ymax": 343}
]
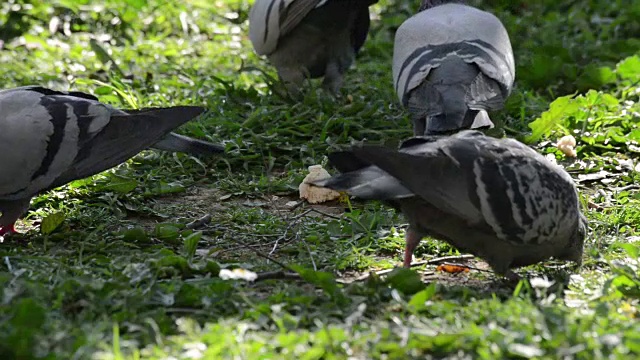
[
  {"xmin": 311, "ymin": 131, "xmax": 587, "ymax": 279},
  {"xmin": 0, "ymin": 86, "xmax": 223, "ymax": 236},
  {"xmin": 393, "ymin": 1, "xmax": 515, "ymax": 135},
  {"xmin": 249, "ymin": 0, "xmax": 378, "ymax": 94}
]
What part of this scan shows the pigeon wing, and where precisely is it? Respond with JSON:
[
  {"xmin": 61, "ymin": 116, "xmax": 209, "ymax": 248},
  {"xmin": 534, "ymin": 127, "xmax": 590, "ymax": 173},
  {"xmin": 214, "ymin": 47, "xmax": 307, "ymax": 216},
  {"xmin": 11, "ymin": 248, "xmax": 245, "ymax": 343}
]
[{"xmin": 46, "ymin": 106, "xmax": 204, "ymax": 191}]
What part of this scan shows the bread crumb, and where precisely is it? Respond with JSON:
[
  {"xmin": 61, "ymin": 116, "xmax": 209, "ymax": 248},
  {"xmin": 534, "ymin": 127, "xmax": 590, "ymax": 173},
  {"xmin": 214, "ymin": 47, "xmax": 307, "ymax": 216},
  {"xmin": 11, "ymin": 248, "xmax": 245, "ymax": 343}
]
[
  {"xmin": 299, "ymin": 165, "xmax": 341, "ymax": 204},
  {"xmin": 556, "ymin": 135, "xmax": 577, "ymax": 157}
]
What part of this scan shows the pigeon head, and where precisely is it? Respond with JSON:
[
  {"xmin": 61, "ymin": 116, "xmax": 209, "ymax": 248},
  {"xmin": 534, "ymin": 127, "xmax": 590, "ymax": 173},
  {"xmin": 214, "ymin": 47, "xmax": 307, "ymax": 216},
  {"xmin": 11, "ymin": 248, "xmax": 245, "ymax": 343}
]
[{"xmin": 557, "ymin": 212, "xmax": 588, "ymax": 265}]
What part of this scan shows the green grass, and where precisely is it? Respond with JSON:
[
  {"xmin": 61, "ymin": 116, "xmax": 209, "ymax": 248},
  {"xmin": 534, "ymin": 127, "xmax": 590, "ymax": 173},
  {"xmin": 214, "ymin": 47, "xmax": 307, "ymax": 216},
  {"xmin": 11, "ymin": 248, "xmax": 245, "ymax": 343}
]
[{"xmin": 1, "ymin": 0, "xmax": 640, "ymax": 358}]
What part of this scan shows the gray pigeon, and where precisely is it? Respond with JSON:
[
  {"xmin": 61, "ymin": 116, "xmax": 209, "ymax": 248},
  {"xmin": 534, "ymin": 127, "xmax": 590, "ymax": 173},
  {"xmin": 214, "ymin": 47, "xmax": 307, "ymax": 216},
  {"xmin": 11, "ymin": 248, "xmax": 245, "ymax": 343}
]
[
  {"xmin": 393, "ymin": 1, "xmax": 515, "ymax": 135},
  {"xmin": 0, "ymin": 86, "xmax": 223, "ymax": 236},
  {"xmin": 312, "ymin": 131, "xmax": 587, "ymax": 279},
  {"xmin": 248, "ymin": 0, "xmax": 379, "ymax": 94}
]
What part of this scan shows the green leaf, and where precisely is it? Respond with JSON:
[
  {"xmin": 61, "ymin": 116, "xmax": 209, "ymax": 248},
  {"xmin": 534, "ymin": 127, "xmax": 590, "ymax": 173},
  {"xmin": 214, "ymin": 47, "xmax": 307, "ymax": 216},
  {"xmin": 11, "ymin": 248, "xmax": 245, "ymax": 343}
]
[
  {"xmin": 40, "ymin": 212, "xmax": 66, "ymax": 235},
  {"xmin": 124, "ymin": 0, "xmax": 147, "ymax": 9},
  {"xmin": 8, "ymin": 298, "xmax": 47, "ymax": 357},
  {"xmin": 144, "ymin": 181, "xmax": 186, "ymax": 196},
  {"xmin": 301, "ymin": 347, "xmax": 325, "ymax": 360},
  {"xmin": 89, "ymin": 39, "xmax": 125, "ymax": 77},
  {"xmin": 599, "ymin": 93, "xmax": 620, "ymax": 107},
  {"xmin": 616, "ymin": 55, "xmax": 640, "ymax": 81},
  {"xmin": 579, "ymin": 64, "xmax": 616, "ymax": 89},
  {"xmin": 526, "ymin": 95, "xmax": 580, "ymax": 143},
  {"xmin": 291, "ymin": 265, "xmax": 342, "ymax": 301},
  {"xmin": 154, "ymin": 224, "xmax": 181, "ymax": 242},
  {"xmin": 408, "ymin": 283, "xmax": 437, "ymax": 311},
  {"xmin": 183, "ymin": 231, "xmax": 202, "ymax": 262},
  {"xmin": 99, "ymin": 175, "xmax": 138, "ymax": 194},
  {"xmin": 121, "ymin": 227, "xmax": 149, "ymax": 242},
  {"xmin": 11, "ymin": 298, "xmax": 46, "ymax": 329},
  {"xmin": 626, "ymin": 129, "xmax": 640, "ymax": 142},
  {"xmin": 154, "ymin": 255, "xmax": 190, "ymax": 273},
  {"xmin": 619, "ymin": 243, "xmax": 640, "ymax": 259},
  {"xmin": 385, "ymin": 268, "xmax": 425, "ymax": 295},
  {"xmin": 205, "ymin": 260, "xmax": 221, "ymax": 276}
]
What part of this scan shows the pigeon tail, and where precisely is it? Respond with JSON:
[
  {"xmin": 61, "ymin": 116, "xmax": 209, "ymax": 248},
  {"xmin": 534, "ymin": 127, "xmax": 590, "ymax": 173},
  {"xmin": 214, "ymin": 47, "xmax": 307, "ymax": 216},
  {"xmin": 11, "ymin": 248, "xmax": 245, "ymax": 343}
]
[
  {"xmin": 310, "ymin": 151, "xmax": 414, "ymax": 200},
  {"xmin": 469, "ymin": 110, "xmax": 494, "ymax": 130},
  {"xmin": 46, "ymin": 106, "xmax": 206, "ymax": 190},
  {"xmin": 153, "ymin": 133, "xmax": 225, "ymax": 156}
]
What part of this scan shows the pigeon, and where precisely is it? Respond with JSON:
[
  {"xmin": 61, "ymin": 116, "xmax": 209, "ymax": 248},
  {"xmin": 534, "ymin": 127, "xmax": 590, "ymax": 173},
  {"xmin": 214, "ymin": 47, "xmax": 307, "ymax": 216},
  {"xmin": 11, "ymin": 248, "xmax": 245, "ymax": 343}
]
[
  {"xmin": 311, "ymin": 131, "xmax": 587, "ymax": 279},
  {"xmin": 248, "ymin": 0, "xmax": 379, "ymax": 94},
  {"xmin": 392, "ymin": 1, "xmax": 515, "ymax": 135},
  {"xmin": 0, "ymin": 86, "xmax": 224, "ymax": 236}
]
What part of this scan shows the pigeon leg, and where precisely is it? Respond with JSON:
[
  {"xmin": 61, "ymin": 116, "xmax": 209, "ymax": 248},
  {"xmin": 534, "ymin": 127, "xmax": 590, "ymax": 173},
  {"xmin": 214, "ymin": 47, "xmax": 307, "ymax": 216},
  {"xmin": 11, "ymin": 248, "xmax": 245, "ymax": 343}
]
[
  {"xmin": 0, "ymin": 198, "xmax": 31, "ymax": 238},
  {"xmin": 403, "ymin": 229, "xmax": 422, "ymax": 267},
  {"xmin": 0, "ymin": 224, "xmax": 17, "ymax": 236}
]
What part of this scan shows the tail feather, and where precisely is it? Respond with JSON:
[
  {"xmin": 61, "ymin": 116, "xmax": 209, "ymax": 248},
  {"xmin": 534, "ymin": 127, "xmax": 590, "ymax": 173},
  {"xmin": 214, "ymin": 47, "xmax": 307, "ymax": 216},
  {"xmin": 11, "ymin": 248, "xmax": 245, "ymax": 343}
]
[
  {"xmin": 153, "ymin": 133, "xmax": 225, "ymax": 156},
  {"xmin": 469, "ymin": 110, "xmax": 494, "ymax": 130},
  {"xmin": 310, "ymin": 150, "xmax": 414, "ymax": 200},
  {"xmin": 327, "ymin": 151, "xmax": 371, "ymax": 173},
  {"xmin": 46, "ymin": 106, "xmax": 206, "ymax": 190}
]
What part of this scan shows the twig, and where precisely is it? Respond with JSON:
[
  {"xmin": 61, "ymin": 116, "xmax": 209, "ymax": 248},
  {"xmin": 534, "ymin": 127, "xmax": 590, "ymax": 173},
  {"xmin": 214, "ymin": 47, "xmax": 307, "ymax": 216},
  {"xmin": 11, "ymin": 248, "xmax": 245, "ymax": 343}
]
[
  {"xmin": 613, "ymin": 184, "xmax": 640, "ymax": 192},
  {"xmin": 301, "ymin": 238, "xmax": 317, "ymax": 271},
  {"xmin": 246, "ymin": 247, "xmax": 296, "ymax": 273},
  {"xmin": 291, "ymin": 209, "xmax": 313, "ymax": 220},
  {"xmin": 287, "ymin": 200, "xmax": 304, "ymax": 211},
  {"xmin": 336, "ymin": 255, "xmax": 476, "ymax": 284},
  {"xmin": 306, "ymin": 208, "xmax": 343, "ymax": 220},
  {"xmin": 255, "ymin": 270, "xmax": 302, "ymax": 281},
  {"xmin": 268, "ymin": 207, "xmax": 343, "ymax": 255},
  {"xmin": 409, "ymin": 254, "xmax": 475, "ymax": 268},
  {"xmin": 164, "ymin": 308, "xmax": 212, "ymax": 316},
  {"xmin": 269, "ymin": 220, "xmax": 300, "ymax": 255},
  {"xmin": 337, "ymin": 270, "xmax": 437, "ymax": 284}
]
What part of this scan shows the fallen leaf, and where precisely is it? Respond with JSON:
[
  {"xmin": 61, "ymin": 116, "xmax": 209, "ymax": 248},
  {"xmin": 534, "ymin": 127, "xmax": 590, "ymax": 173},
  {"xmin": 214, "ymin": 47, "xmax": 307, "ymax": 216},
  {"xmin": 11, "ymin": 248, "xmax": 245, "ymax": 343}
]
[{"xmin": 436, "ymin": 264, "xmax": 470, "ymax": 274}]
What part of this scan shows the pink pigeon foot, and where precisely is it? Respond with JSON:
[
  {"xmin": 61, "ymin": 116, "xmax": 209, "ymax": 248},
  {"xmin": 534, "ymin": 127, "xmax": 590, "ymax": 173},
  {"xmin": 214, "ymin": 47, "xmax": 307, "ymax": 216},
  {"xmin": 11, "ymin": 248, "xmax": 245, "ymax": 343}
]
[
  {"xmin": 0, "ymin": 224, "xmax": 18, "ymax": 237},
  {"xmin": 403, "ymin": 229, "xmax": 422, "ymax": 268}
]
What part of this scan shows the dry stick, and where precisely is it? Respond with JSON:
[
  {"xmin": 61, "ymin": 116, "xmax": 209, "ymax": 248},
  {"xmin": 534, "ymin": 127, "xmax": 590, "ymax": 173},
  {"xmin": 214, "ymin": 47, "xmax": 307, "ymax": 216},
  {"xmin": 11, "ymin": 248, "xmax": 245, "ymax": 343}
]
[
  {"xmin": 409, "ymin": 254, "xmax": 475, "ymax": 268},
  {"xmin": 267, "ymin": 208, "xmax": 315, "ymax": 253},
  {"xmin": 613, "ymin": 184, "xmax": 640, "ymax": 192},
  {"xmin": 248, "ymin": 247, "xmax": 294, "ymax": 272},
  {"xmin": 255, "ymin": 270, "xmax": 302, "ymax": 281},
  {"xmin": 437, "ymin": 262, "xmax": 493, "ymax": 274},
  {"xmin": 267, "ymin": 209, "xmax": 310, "ymax": 255},
  {"xmin": 281, "ymin": 206, "xmax": 344, "ymax": 269},
  {"xmin": 257, "ymin": 203, "xmax": 336, "ymax": 273},
  {"xmin": 337, "ymin": 254, "xmax": 476, "ymax": 284},
  {"xmin": 269, "ymin": 206, "xmax": 343, "ymax": 255},
  {"xmin": 301, "ymin": 237, "xmax": 317, "ymax": 271},
  {"xmin": 306, "ymin": 207, "xmax": 343, "ymax": 220}
]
